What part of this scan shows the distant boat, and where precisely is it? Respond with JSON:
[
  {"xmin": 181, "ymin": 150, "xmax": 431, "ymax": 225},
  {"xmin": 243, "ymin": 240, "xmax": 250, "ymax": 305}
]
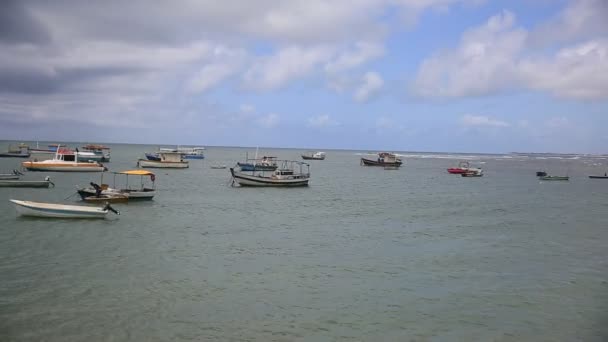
[
  {"xmin": 22, "ymin": 147, "xmax": 106, "ymax": 172},
  {"xmin": 81, "ymin": 144, "xmax": 111, "ymax": 162},
  {"xmin": 10, "ymin": 199, "xmax": 119, "ymax": 219},
  {"xmin": 448, "ymin": 161, "xmax": 481, "ymax": 174},
  {"xmin": 539, "ymin": 175, "xmax": 569, "ymax": 181},
  {"xmin": 137, "ymin": 152, "xmax": 188, "ymax": 169},
  {"xmin": 77, "ymin": 170, "xmax": 156, "ymax": 201},
  {"xmin": 0, "ymin": 176, "xmax": 54, "ymax": 188},
  {"xmin": 83, "ymin": 193, "xmax": 129, "ymax": 203},
  {"xmin": 211, "ymin": 165, "xmax": 227, "ymax": 169},
  {"xmin": 237, "ymin": 156, "xmax": 278, "ymax": 171},
  {"xmin": 589, "ymin": 173, "xmax": 608, "ymax": 179},
  {"xmin": 230, "ymin": 160, "xmax": 310, "ymax": 187},
  {"xmin": 361, "ymin": 152, "xmax": 402, "ymax": 167},
  {"xmin": 536, "ymin": 171, "xmax": 547, "ymax": 177},
  {"xmin": 301, "ymin": 151, "xmax": 326, "ymax": 160},
  {"xmin": 461, "ymin": 170, "xmax": 483, "ymax": 177},
  {"xmin": 145, "ymin": 152, "xmax": 161, "ymax": 161},
  {"xmin": 159, "ymin": 146, "xmax": 205, "ymax": 159},
  {"xmin": 0, "ymin": 145, "xmax": 30, "ymax": 158}
]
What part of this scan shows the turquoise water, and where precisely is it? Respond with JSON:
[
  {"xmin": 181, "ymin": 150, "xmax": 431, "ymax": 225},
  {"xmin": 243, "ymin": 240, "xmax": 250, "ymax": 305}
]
[{"xmin": 1, "ymin": 142, "xmax": 607, "ymax": 341}]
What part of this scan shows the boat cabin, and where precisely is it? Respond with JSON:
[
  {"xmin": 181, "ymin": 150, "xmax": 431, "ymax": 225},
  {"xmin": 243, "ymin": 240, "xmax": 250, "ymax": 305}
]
[
  {"xmin": 271, "ymin": 168, "xmax": 308, "ymax": 180},
  {"xmin": 159, "ymin": 152, "xmax": 185, "ymax": 162}
]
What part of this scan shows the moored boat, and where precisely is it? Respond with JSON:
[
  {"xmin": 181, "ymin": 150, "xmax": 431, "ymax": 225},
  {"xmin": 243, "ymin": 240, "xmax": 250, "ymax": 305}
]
[
  {"xmin": 461, "ymin": 170, "xmax": 483, "ymax": 177},
  {"xmin": 302, "ymin": 151, "xmax": 326, "ymax": 160},
  {"xmin": 211, "ymin": 165, "xmax": 227, "ymax": 169},
  {"xmin": 536, "ymin": 171, "xmax": 547, "ymax": 177},
  {"xmin": 137, "ymin": 152, "xmax": 188, "ymax": 168},
  {"xmin": 0, "ymin": 170, "xmax": 23, "ymax": 180},
  {"xmin": 22, "ymin": 147, "xmax": 106, "ymax": 172},
  {"xmin": 539, "ymin": 175, "xmax": 569, "ymax": 181},
  {"xmin": 0, "ymin": 176, "xmax": 54, "ymax": 188},
  {"xmin": 447, "ymin": 161, "xmax": 481, "ymax": 174},
  {"xmin": 145, "ymin": 152, "xmax": 161, "ymax": 161},
  {"xmin": 0, "ymin": 145, "xmax": 30, "ymax": 158},
  {"xmin": 77, "ymin": 170, "xmax": 156, "ymax": 200},
  {"xmin": 361, "ymin": 152, "xmax": 402, "ymax": 167},
  {"xmin": 230, "ymin": 160, "xmax": 310, "ymax": 187},
  {"xmin": 237, "ymin": 156, "xmax": 278, "ymax": 171},
  {"xmin": 589, "ymin": 173, "xmax": 608, "ymax": 179},
  {"xmin": 81, "ymin": 144, "xmax": 111, "ymax": 162},
  {"xmin": 10, "ymin": 199, "xmax": 119, "ymax": 218}
]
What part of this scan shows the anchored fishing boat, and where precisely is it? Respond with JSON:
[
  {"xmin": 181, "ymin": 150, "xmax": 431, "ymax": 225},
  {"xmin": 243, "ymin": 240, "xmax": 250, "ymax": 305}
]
[
  {"xmin": 237, "ymin": 156, "xmax": 278, "ymax": 171},
  {"xmin": 10, "ymin": 199, "xmax": 119, "ymax": 218},
  {"xmin": 361, "ymin": 152, "xmax": 402, "ymax": 167},
  {"xmin": 145, "ymin": 152, "xmax": 161, "ymax": 161},
  {"xmin": 211, "ymin": 165, "xmax": 227, "ymax": 169},
  {"xmin": 22, "ymin": 147, "xmax": 106, "ymax": 172},
  {"xmin": 81, "ymin": 144, "xmax": 111, "ymax": 162},
  {"xmin": 301, "ymin": 151, "xmax": 326, "ymax": 160},
  {"xmin": 0, "ymin": 145, "xmax": 30, "ymax": 158},
  {"xmin": 137, "ymin": 152, "xmax": 188, "ymax": 168},
  {"xmin": 230, "ymin": 160, "xmax": 310, "ymax": 187},
  {"xmin": 461, "ymin": 170, "xmax": 483, "ymax": 177},
  {"xmin": 0, "ymin": 176, "xmax": 54, "ymax": 188},
  {"xmin": 77, "ymin": 170, "xmax": 156, "ymax": 201},
  {"xmin": 447, "ymin": 161, "xmax": 482, "ymax": 174},
  {"xmin": 539, "ymin": 175, "xmax": 569, "ymax": 181}
]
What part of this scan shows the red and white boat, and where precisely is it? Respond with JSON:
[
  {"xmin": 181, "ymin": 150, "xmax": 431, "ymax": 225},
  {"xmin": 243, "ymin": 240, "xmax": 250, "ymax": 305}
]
[{"xmin": 447, "ymin": 161, "xmax": 482, "ymax": 174}]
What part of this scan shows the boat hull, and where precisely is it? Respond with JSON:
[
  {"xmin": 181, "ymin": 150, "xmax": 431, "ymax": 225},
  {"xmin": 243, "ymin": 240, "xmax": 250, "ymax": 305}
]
[
  {"xmin": 361, "ymin": 158, "xmax": 402, "ymax": 167},
  {"xmin": 83, "ymin": 195, "xmax": 129, "ymax": 203},
  {"xmin": 0, "ymin": 175, "xmax": 20, "ymax": 180},
  {"xmin": 145, "ymin": 153, "xmax": 161, "ymax": 161},
  {"xmin": 230, "ymin": 168, "xmax": 309, "ymax": 187},
  {"xmin": 0, "ymin": 153, "xmax": 30, "ymax": 158},
  {"xmin": 540, "ymin": 176, "xmax": 569, "ymax": 181},
  {"xmin": 10, "ymin": 200, "xmax": 108, "ymax": 218},
  {"xmin": 22, "ymin": 161, "xmax": 105, "ymax": 172},
  {"xmin": 184, "ymin": 155, "xmax": 205, "ymax": 159},
  {"xmin": 589, "ymin": 176, "xmax": 608, "ymax": 179},
  {"xmin": 137, "ymin": 159, "xmax": 188, "ymax": 168},
  {"xmin": 301, "ymin": 156, "xmax": 325, "ymax": 160},
  {"xmin": 0, "ymin": 181, "xmax": 52, "ymax": 188}
]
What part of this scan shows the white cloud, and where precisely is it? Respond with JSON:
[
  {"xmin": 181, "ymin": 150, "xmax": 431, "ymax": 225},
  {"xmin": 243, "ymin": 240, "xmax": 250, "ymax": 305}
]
[
  {"xmin": 240, "ymin": 104, "xmax": 255, "ymax": 113},
  {"xmin": 411, "ymin": 2, "xmax": 608, "ymax": 101},
  {"xmin": 243, "ymin": 45, "xmax": 334, "ymax": 90},
  {"xmin": 307, "ymin": 114, "xmax": 338, "ymax": 128},
  {"xmin": 257, "ymin": 113, "xmax": 280, "ymax": 128},
  {"xmin": 325, "ymin": 41, "xmax": 385, "ymax": 73},
  {"xmin": 461, "ymin": 114, "xmax": 510, "ymax": 127},
  {"xmin": 354, "ymin": 71, "xmax": 384, "ymax": 102}
]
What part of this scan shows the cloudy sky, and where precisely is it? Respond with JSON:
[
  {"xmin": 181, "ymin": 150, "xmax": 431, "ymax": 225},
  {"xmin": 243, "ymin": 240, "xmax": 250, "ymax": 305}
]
[{"xmin": 1, "ymin": 0, "xmax": 607, "ymax": 153}]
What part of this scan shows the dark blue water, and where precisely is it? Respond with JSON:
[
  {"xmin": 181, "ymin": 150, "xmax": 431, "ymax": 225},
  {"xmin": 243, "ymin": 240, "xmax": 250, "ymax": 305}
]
[{"xmin": 1, "ymin": 142, "xmax": 607, "ymax": 341}]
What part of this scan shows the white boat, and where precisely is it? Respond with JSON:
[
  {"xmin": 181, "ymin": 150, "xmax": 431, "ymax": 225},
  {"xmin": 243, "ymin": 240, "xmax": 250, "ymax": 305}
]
[
  {"xmin": 137, "ymin": 152, "xmax": 188, "ymax": 168},
  {"xmin": 77, "ymin": 170, "xmax": 156, "ymax": 201},
  {"xmin": 22, "ymin": 147, "xmax": 106, "ymax": 172},
  {"xmin": 230, "ymin": 160, "xmax": 310, "ymax": 187},
  {"xmin": 10, "ymin": 199, "xmax": 119, "ymax": 218},
  {"xmin": 160, "ymin": 146, "xmax": 205, "ymax": 159},
  {"xmin": 301, "ymin": 151, "xmax": 326, "ymax": 160},
  {"xmin": 211, "ymin": 165, "xmax": 227, "ymax": 169}
]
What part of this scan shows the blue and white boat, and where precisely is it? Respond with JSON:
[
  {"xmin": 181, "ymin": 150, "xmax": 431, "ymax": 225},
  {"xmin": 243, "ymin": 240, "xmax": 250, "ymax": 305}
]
[{"xmin": 160, "ymin": 147, "xmax": 205, "ymax": 159}]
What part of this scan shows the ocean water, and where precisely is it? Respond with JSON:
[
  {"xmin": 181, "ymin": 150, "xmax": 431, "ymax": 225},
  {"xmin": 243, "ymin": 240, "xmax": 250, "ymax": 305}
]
[{"xmin": 1, "ymin": 142, "xmax": 607, "ymax": 341}]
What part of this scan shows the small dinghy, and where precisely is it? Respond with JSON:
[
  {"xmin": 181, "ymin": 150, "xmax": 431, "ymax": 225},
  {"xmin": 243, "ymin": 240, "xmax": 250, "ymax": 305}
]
[
  {"xmin": 211, "ymin": 165, "xmax": 227, "ymax": 169},
  {"xmin": 461, "ymin": 170, "xmax": 483, "ymax": 177},
  {"xmin": 0, "ymin": 176, "xmax": 54, "ymax": 188},
  {"xmin": 10, "ymin": 199, "xmax": 119, "ymax": 218}
]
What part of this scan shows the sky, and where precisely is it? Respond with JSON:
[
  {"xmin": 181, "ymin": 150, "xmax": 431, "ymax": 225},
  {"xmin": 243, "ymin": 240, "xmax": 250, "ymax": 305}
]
[{"xmin": 0, "ymin": 0, "xmax": 607, "ymax": 153}]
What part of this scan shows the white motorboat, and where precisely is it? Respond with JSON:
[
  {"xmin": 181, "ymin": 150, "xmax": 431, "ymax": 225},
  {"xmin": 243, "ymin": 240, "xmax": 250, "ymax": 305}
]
[
  {"xmin": 301, "ymin": 151, "xmax": 326, "ymax": 160},
  {"xmin": 137, "ymin": 152, "xmax": 188, "ymax": 168},
  {"xmin": 0, "ymin": 176, "xmax": 54, "ymax": 188},
  {"xmin": 22, "ymin": 147, "xmax": 106, "ymax": 172},
  {"xmin": 10, "ymin": 199, "xmax": 119, "ymax": 218}
]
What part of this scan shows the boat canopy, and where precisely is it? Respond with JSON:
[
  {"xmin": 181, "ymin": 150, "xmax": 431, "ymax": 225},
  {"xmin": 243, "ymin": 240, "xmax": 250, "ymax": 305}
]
[{"xmin": 118, "ymin": 170, "xmax": 155, "ymax": 176}]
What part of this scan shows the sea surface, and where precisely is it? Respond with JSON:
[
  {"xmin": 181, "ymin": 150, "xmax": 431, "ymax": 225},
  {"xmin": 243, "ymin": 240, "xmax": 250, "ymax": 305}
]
[{"xmin": 1, "ymin": 142, "xmax": 607, "ymax": 341}]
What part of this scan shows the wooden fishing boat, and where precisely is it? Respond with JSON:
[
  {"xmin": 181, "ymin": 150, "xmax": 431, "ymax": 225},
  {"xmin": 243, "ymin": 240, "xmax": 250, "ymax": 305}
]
[
  {"xmin": 137, "ymin": 152, "xmax": 188, "ymax": 168},
  {"xmin": 10, "ymin": 199, "xmax": 119, "ymax": 218},
  {"xmin": 361, "ymin": 152, "xmax": 402, "ymax": 167},
  {"xmin": 230, "ymin": 160, "xmax": 310, "ymax": 187},
  {"xmin": 237, "ymin": 156, "xmax": 278, "ymax": 171},
  {"xmin": 0, "ymin": 145, "xmax": 30, "ymax": 158},
  {"xmin": 539, "ymin": 176, "xmax": 569, "ymax": 181},
  {"xmin": 77, "ymin": 170, "xmax": 156, "ymax": 201},
  {"xmin": 22, "ymin": 147, "xmax": 106, "ymax": 172},
  {"xmin": 0, "ymin": 176, "xmax": 54, "ymax": 188},
  {"xmin": 301, "ymin": 151, "xmax": 326, "ymax": 160}
]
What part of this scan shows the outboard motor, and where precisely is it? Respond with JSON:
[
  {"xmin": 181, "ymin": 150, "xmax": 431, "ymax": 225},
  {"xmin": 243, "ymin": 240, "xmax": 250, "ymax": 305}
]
[{"xmin": 90, "ymin": 182, "xmax": 102, "ymax": 197}]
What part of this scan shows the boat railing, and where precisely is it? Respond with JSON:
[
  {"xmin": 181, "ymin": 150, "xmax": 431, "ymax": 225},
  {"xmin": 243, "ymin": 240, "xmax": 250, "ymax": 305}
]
[{"xmin": 237, "ymin": 159, "xmax": 310, "ymax": 175}]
